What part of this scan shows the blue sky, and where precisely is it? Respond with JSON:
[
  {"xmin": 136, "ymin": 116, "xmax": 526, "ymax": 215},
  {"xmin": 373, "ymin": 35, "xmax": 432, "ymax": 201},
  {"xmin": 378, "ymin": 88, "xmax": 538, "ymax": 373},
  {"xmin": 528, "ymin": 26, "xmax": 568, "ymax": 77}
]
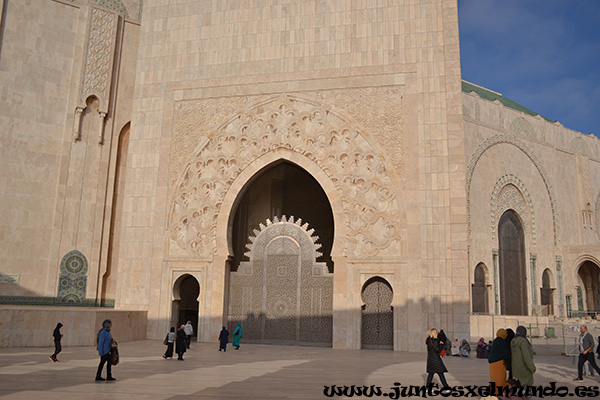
[{"xmin": 458, "ymin": 0, "xmax": 600, "ymax": 137}]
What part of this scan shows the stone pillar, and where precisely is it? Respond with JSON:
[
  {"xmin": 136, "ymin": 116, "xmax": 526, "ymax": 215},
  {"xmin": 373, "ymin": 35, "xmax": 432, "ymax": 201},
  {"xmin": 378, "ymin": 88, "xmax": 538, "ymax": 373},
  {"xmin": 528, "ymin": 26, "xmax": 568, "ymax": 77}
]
[
  {"xmin": 530, "ymin": 253, "xmax": 537, "ymax": 306},
  {"xmin": 556, "ymin": 256, "xmax": 564, "ymax": 316},
  {"xmin": 493, "ymin": 249, "xmax": 499, "ymax": 315}
]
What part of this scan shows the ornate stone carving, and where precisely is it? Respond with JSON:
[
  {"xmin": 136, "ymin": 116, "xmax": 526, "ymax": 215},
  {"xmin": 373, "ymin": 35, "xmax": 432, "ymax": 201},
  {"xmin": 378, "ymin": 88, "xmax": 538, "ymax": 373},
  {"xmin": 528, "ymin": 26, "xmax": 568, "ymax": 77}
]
[
  {"xmin": 169, "ymin": 93, "xmax": 402, "ymax": 257},
  {"xmin": 570, "ymin": 136, "xmax": 594, "ymax": 159},
  {"xmin": 92, "ymin": 0, "xmax": 130, "ymax": 19},
  {"xmin": 490, "ymin": 175, "xmax": 536, "ymax": 245},
  {"xmin": 228, "ymin": 217, "xmax": 333, "ymax": 344},
  {"xmin": 81, "ymin": 7, "xmax": 117, "ymax": 112},
  {"xmin": 466, "ymin": 134, "xmax": 559, "ymax": 245},
  {"xmin": 312, "ymin": 87, "xmax": 405, "ymax": 176}
]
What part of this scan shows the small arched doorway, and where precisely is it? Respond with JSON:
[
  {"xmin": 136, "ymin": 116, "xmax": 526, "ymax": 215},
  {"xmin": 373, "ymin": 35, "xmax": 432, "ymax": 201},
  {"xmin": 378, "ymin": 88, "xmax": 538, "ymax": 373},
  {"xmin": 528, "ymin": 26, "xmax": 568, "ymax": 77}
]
[
  {"xmin": 172, "ymin": 274, "xmax": 200, "ymax": 335},
  {"xmin": 472, "ymin": 263, "xmax": 488, "ymax": 313},
  {"xmin": 498, "ymin": 209, "xmax": 528, "ymax": 315},
  {"xmin": 361, "ymin": 277, "xmax": 394, "ymax": 349},
  {"xmin": 578, "ymin": 261, "xmax": 600, "ymax": 313},
  {"xmin": 540, "ymin": 269, "xmax": 554, "ymax": 315}
]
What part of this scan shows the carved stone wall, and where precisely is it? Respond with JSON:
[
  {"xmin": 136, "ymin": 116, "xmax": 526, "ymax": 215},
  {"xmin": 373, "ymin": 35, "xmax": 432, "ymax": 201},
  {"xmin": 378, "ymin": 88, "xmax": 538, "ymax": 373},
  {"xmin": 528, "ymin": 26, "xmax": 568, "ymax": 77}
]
[
  {"xmin": 81, "ymin": 6, "xmax": 118, "ymax": 112},
  {"xmin": 490, "ymin": 175, "xmax": 536, "ymax": 245},
  {"xmin": 228, "ymin": 217, "xmax": 332, "ymax": 344},
  {"xmin": 466, "ymin": 134, "xmax": 559, "ymax": 245},
  {"xmin": 169, "ymin": 91, "xmax": 404, "ymax": 258}
]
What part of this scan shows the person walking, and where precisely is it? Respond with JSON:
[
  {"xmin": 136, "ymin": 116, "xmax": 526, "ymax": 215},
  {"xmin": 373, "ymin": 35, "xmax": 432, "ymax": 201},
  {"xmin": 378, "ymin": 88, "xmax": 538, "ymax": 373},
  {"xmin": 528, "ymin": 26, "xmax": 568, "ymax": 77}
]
[
  {"xmin": 184, "ymin": 321, "xmax": 194, "ymax": 349},
  {"xmin": 96, "ymin": 319, "xmax": 115, "ymax": 381},
  {"xmin": 488, "ymin": 328, "xmax": 510, "ymax": 393},
  {"xmin": 50, "ymin": 322, "xmax": 63, "ymax": 362},
  {"xmin": 505, "ymin": 328, "xmax": 515, "ymax": 379},
  {"xmin": 511, "ymin": 325, "xmax": 536, "ymax": 386},
  {"xmin": 163, "ymin": 327, "xmax": 176, "ymax": 359},
  {"xmin": 232, "ymin": 323, "xmax": 242, "ymax": 350},
  {"xmin": 574, "ymin": 325, "xmax": 600, "ymax": 381},
  {"xmin": 425, "ymin": 328, "xmax": 450, "ymax": 388},
  {"xmin": 176, "ymin": 325, "xmax": 187, "ymax": 360},
  {"xmin": 218, "ymin": 326, "xmax": 229, "ymax": 352}
]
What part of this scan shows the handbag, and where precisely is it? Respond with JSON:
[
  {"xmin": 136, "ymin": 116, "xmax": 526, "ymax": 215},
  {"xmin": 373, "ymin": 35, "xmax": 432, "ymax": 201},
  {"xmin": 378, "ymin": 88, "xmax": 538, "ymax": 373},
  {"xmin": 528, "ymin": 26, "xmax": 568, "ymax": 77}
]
[
  {"xmin": 163, "ymin": 334, "xmax": 169, "ymax": 345},
  {"xmin": 110, "ymin": 339, "xmax": 119, "ymax": 366}
]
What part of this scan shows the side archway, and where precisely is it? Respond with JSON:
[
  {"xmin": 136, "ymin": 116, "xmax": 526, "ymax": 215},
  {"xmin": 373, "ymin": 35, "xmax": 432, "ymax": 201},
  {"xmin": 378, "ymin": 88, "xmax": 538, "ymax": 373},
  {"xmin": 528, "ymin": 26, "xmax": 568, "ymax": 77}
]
[
  {"xmin": 172, "ymin": 274, "xmax": 200, "ymax": 333},
  {"xmin": 498, "ymin": 210, "xmax": 528, "ymax": 315},
  {"xmin": 577, "ymin": 260, "xmax": 600, "ymax": 314},
  {"xmin": 361, "ymin": 276, "xmax": 394, "ymax": 349},
  {"xmin": 472, "ymin": 263, "xmax": 489, "ymax": 314}
]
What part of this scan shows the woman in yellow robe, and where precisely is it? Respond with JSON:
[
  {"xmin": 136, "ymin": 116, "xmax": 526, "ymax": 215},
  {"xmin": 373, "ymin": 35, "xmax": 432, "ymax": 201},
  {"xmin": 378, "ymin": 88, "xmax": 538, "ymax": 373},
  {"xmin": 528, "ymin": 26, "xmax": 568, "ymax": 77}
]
[{"xmin": 488, "ymin": 328, "xmax": 510, "ymax": 394}]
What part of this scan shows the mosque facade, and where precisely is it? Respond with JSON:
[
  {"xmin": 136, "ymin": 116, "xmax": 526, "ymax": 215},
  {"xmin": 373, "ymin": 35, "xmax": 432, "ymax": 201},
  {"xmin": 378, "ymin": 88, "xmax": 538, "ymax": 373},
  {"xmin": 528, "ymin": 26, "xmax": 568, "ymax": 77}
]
[{"xmin": 1, "ymin": 0, "xmax": 599, "ymax": 351}]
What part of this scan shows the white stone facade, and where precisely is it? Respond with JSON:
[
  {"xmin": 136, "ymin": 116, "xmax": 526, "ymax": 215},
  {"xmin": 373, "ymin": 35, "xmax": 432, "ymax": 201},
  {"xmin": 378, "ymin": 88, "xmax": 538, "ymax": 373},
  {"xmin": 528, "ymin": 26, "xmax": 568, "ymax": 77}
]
[{"xmin": 0, "ymin": 0, "xmax": 598, "ymax": 350}]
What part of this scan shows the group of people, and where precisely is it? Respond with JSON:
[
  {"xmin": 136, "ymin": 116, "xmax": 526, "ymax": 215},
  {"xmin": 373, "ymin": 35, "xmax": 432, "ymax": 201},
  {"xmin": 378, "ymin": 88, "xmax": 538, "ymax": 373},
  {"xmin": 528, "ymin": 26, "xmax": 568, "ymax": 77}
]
[
  {"xmin": 425, "ymin": 326, "xmax": 535, "ymax": 398},
  {"xmin": 218, "ymin": 323, "xmax": 243, "ymax": 352},
  {"xmin": 162, "ymin": 321, "xmax": 243, "ymax": 359},
  {"xmin": 163, "ymin": 320, "xmax": 195, "ymax": 360},
  {"xmin": 449, "ymin": 338, "xmax": 471, "ymax": 357},
  {"xmin": 487, "ymin": 326, "xmax": 535, "ymax": 395}
]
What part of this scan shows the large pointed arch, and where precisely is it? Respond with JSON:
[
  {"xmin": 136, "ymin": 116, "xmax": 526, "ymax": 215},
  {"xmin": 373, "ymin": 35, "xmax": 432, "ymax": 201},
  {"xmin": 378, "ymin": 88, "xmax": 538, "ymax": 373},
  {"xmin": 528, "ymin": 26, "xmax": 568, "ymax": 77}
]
[
  {"xmin": 169, "ymin": 94, "xmax": 402, "ymax": 258},
  {"xmin": 466, "ymin": 134, "xmax": 559, "ymax": 246}
]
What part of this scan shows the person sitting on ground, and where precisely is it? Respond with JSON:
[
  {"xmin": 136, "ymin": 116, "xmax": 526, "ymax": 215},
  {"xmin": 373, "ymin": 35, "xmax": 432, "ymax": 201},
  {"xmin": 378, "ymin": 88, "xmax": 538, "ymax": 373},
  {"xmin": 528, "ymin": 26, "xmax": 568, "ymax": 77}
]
[
  {"xmin": 451, "ymin": 338, "xmax": 460, "ymax": 356},
  {"xmin": 460, "ymin": 339, "xmax": 471, "ymax": 357},
  {"xmin": 476, "ymin": 337, "xmax": 488, "ymax": 359}
]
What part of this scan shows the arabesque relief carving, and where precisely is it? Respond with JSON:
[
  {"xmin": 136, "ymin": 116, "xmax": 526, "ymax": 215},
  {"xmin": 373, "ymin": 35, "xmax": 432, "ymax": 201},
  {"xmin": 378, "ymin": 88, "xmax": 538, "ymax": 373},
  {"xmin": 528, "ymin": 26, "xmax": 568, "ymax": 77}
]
[{"xmin": 169, "ymin": 92, "xmax": 404, "ymax": 258}]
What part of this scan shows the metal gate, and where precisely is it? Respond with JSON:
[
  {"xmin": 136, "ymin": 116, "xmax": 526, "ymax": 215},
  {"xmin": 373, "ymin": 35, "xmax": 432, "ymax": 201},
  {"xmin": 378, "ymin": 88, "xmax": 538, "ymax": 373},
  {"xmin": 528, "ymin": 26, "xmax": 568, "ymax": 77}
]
[{"xmin": 361, "ymin": 277, "xmax": 393, "ymax": 349}]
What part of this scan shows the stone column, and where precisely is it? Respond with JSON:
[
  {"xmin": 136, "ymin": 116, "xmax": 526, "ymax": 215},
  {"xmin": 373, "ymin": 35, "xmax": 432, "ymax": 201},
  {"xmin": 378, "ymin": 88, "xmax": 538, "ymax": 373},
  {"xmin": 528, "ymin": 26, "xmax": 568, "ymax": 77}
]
[
  {"xmin": 556, "ymin": 256, "xmax": 564, "ymax": 316},
  {"xmin": 493, "ymin": 249, "xmax": 499, "ymax": 314}
]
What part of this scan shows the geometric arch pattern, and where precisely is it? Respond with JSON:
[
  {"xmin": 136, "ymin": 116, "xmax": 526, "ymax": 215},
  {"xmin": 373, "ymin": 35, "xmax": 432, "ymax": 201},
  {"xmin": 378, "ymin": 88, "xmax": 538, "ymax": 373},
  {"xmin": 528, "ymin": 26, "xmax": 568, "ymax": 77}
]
[
  {"xmin": 57, "ymin": 250, "xmax": 88, "ymax": 303},
  {"xmin": 466, "ymin": 134, "xmax": 559, "ymax": 245},
  {"xmin": 169, "ymin": 94, "xmax": 401, "ymax": 258},
  {"xmin": 490, "ymin": 175, "xmax": 536, "ymax": 245},
  {"xmin": 509, "ymin": 117, "xmax": 536, "ymax": 140}
]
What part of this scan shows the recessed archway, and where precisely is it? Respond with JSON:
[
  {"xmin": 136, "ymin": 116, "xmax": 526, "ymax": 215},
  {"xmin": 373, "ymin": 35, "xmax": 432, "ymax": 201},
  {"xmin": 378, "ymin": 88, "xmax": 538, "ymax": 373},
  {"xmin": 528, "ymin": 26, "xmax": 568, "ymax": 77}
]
[
  {"xmin": 472, "ymin": 263, "xmax": 489, "ymax": 314},
  {"xmin": 172, "ymin": 274, "xmax": 200, "ymax": 334},
  {"xmin": 361, "ymin": 276, "xmax": 394, "ymax": 350},
  {"xmin": 577, "ymin": 261, "xmax": 600, "ymax": 313},
  {"xmin": 540, "ymin": 268, "xmax": 554, "ymax": 315},
  {"xmin": 498, "ymin": 209, "xmax": 528, "ymax": 315},
  {"xmin": 225, "ymin": 160, "xmax": 335, "ymax": 345}
]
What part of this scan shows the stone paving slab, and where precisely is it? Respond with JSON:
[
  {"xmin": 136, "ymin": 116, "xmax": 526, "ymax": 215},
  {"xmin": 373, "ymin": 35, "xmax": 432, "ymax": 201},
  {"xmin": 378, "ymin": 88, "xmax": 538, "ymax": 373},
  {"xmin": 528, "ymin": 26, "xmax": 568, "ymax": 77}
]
[{"xmin": 0, "ymin": 340, "xmax": 597, "ymax": 399}]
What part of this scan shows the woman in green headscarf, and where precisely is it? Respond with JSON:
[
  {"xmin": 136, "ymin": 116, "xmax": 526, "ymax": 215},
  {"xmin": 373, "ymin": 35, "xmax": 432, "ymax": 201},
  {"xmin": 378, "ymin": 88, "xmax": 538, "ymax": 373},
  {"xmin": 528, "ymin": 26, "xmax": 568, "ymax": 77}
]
[
  {"xmin": 232, "ymin": 323, "xmax": 242, "ymax": 350},
  {"xmin": 488, "ymin": 328, "xmax": 510, "ymax": 393}
]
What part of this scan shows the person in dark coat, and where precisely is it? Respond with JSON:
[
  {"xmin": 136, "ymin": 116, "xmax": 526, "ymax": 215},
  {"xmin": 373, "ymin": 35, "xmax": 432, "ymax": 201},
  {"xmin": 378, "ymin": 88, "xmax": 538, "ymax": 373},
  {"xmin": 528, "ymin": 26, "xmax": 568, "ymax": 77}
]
[
  {"xmin": 505, "ymin": 328, "xmax": 515, "ymax": 379},
  {"xmin": 175, "ymin": 325, "xmax": 187, "ymax": 360},
  {"xmin": 50, "ymin": 322, "xmax": 63, "ymax": 362},
  {"xmin": 476, "ymin": 337, "xmax": 488, "ymax": 359},
  {"xmin": 218, "ymin": 326, "xmax": 230, "ymax": 352},
  {"xmin": 438, "ymin": 329, "xmax": 449, "ymax": 356},
  {"xmin": 425, "ymin": 328, "xmax": 449, "ymax": 388},
  {"xmin": 489, "ymin": 329, "xmax": 510, "ymax": 393}
]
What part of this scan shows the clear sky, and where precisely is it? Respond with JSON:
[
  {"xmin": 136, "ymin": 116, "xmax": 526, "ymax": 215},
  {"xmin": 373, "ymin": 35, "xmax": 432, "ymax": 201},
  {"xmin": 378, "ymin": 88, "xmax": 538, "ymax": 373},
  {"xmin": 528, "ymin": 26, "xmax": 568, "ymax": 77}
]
[{"xmin": 458, "ymin": 0, "xmax": 600, "ymax": 137}]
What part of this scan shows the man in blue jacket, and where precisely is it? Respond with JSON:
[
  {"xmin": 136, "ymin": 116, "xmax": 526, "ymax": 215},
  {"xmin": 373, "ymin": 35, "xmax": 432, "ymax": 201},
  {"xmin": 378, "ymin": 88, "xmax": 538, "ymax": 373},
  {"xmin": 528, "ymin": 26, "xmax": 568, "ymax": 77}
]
[{"xmin": 96, "ymin": 319, "xmax": 116, "ymax": 381}]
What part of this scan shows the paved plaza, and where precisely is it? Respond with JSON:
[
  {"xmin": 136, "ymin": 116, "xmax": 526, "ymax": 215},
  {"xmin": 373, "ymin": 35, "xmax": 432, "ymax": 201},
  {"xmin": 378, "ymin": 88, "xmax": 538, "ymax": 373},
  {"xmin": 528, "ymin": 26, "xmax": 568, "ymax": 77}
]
[{"xmin": 0, "ymin": 339, "xmax": 596, "ymax": 399}]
